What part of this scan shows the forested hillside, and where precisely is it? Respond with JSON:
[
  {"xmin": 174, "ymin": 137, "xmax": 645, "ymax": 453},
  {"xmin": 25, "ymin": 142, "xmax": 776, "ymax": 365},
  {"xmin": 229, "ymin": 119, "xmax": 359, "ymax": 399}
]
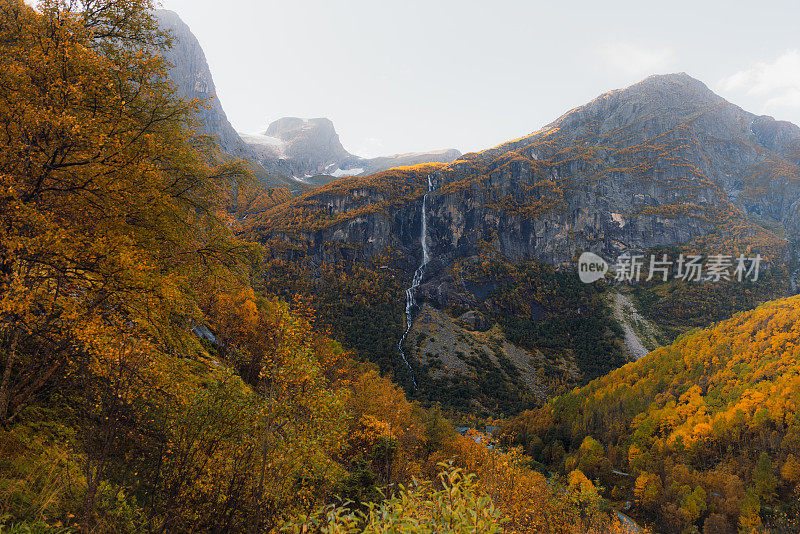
[
  {"xmin": 504, "ymin": 295, "xmax": 800, "ymax": 533},
  {"xmin": 0, "ymin": 1, "xmax": 634, "ymax": 532},
  {"xmin": 246, "ymin": 71, "xmax": 800, "ymax": 413}
]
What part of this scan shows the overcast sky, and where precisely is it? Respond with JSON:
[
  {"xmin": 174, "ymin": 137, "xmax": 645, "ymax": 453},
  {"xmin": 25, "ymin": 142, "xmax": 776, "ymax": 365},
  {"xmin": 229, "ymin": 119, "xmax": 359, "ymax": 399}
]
[{"xmin": 157, "ymin": 0, "xmax": 800, "ymax": 158}]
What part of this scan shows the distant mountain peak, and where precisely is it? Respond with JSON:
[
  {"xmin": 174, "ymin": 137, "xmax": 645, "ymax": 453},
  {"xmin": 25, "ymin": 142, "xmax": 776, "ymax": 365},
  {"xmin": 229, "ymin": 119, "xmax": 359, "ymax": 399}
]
[
  {"xmin": 264, "ymin": 117, "xmax": 337, "ymax": 140},
  {"xmin": 573, "ymin": 72, "xmax": 720, "ymax": 113},
  {"xmin": 241, "ymin": 116, "xmax": 461, "ymax": 183},
  {"xmin": 641, "ymin": 71, "xmax": 703, "ymax": 84},
  {"xmin": 155, "ymin": 9, "xmax": 254, "ymax": 159},
  {"xmin": 628, "ymin": 72, "xmax": 720, "ymax": 99}
]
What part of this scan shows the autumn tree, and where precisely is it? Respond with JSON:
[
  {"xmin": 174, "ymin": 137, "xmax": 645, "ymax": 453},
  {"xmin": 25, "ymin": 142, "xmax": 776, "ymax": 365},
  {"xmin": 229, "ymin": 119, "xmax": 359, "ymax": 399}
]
[
  {"xmin": 0, "ymin": 0, "xmax": 249, "ymax": 422},
  {"xmin": 0, "ymin": 0, "xmax": 257, "ymax": 529}
]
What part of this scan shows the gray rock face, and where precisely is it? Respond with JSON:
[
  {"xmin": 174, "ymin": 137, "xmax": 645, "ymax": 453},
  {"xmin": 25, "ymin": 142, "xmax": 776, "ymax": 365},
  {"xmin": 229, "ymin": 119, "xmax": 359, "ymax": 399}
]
[
  {"xmin": 156, "ymin": 10, "xmax": 254, "ymax": 159},
  {"xmin": 267, "ymin": 74, "xmax": 800, "ymax": 277},
  {"xmin": 266, "ymin": 117, "xmax": 351, "ymax": 169},
  {"xmin": 242, "ymin": 116, "xmax": 462, "ymax": 182},
  {"xmin": 456, "ymin": 310, "xmax": 489, "ymax": 331},
  {"xmin": 243, "ymin": 117, "xmax": 351, "ymax": 178}
]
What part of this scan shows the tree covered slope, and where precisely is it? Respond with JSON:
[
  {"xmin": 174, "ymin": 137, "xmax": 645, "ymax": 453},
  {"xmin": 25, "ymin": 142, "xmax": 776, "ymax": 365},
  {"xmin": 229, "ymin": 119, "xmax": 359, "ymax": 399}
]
[
  {"xmin": 505, "ymin": 294, "xmax": 800, "ymax": 532},
  {"xmin": 244, "ymin": 74, "xmax": 800, "ymax": 414}
]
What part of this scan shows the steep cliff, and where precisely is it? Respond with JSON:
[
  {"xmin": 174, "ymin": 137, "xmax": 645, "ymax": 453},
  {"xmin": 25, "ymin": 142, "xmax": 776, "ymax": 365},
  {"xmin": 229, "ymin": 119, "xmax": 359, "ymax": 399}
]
[
  {"xmin": 156, "ymin": 9, "xmax": 253, "ymax": 159},
  {"xmin": 251, "ymin": 74, "xmax": 800, "ymax": 411},
  {"xmin": 242, "ymin": 116, "xmax": 462, "ymax": 182}
]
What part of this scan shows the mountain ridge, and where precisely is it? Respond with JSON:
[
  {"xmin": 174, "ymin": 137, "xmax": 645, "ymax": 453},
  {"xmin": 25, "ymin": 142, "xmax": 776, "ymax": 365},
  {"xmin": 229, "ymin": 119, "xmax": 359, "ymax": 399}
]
[
  {"xmin": 254, "ymin": 72, "xmax": 800, "ymax": 263},
  {"xmin": 242, "ymin": 115, "xmax": 462, "ymax": 182},
  {"xmin": 250, "ymin": 72, "xmax": 800, "ymax": 408}
]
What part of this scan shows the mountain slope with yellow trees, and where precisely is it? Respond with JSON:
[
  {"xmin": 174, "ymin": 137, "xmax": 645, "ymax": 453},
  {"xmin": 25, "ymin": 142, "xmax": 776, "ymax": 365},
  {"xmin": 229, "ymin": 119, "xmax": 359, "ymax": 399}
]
[
  {"xmin": 504, "ymin": 294, "xmax": 800, "ymax": 533},
  {"xmin": 247, "ymin": 72, "xmax": 800, "ymax": 411},
  {"xmin": 0, "ymin": 1, "xmax": 637, "ymax": 532}
]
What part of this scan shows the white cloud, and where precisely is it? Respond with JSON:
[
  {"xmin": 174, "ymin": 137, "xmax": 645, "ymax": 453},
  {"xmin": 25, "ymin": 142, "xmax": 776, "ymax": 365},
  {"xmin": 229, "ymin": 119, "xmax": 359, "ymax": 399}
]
[
  {"xmin": 596, "ymin": 41, "xmax": 676, "ymax": 78},
  {"xmin": 718, "ymin": 50, "xmax": 800, "ymax": 112}
]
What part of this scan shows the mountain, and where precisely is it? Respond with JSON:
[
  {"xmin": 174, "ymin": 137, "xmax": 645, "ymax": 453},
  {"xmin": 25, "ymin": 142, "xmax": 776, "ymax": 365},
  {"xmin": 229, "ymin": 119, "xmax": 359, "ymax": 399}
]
[
  {"xmin": 155, "ymin": 9, "xmax": 321, "ymax": 197},
  {"xmin": 250, "ymin": 73, "xmax": 800, "ymax": 412},
  {"xmin": 504, "ymin": 293, "xmax": 800, "ymax": 533},
  {"xmin": 357, "ymin": 149, "xmax": 463, "ymax": 175},
  {"xmin": 155, "ymin": 9, "xmax": 254, "ymax": 159},
  {"xmin": 241, "ymin": 117, "xmax": 351, "ymax": 181},
  {"xmin": 241, "ymin": 116, "xmax": 462, "ymax": 183},
  {"xmin": 256, "ymin": 73, "xmax": 800, "ymax": 264}
]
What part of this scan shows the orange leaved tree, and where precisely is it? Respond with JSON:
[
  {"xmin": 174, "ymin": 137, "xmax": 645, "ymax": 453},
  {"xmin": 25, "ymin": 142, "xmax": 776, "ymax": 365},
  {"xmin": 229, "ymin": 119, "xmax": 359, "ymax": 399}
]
[
  {"xmin": 0, "ymin": 1, "xmax": 254, "ymax": 527},
  {"xmin": 0, "ymin": 0, "xmax": 249, "ymax": 421}
]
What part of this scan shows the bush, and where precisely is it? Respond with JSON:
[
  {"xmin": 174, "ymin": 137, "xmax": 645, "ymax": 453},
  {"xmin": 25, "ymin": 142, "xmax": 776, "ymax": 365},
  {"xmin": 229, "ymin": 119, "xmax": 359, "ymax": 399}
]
[{"xmin": 283, "ymin": 466, "xmax": 505, "ymax": 533}]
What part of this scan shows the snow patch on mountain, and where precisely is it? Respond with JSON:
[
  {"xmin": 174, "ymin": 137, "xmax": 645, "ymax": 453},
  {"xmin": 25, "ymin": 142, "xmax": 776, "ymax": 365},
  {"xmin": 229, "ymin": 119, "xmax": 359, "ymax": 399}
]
[
  {"xmin": 240, "ymin": 132, "xmax": 284, "ymax": 147},
  {"xmin": 329, "ymin": 167, "xmax": 365, "ymax": 177}
]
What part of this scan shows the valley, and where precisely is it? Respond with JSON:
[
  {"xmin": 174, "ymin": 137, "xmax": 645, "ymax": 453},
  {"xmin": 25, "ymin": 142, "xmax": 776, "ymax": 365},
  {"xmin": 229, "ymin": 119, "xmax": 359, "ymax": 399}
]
[
  {"xmin": 246, "ymin": 73, "xmax": 799, "ymax": 415},
  {"xmin": 2, "ymin": 1, "xmax": 800, "ymax": 532}
]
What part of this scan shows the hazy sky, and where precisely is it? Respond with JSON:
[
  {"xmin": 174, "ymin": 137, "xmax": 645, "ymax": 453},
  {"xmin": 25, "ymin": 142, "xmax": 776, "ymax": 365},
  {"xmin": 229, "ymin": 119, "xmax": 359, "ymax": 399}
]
[{"xmin": 157, "ymin": 0, "xmax": 800, "ymax": 158}]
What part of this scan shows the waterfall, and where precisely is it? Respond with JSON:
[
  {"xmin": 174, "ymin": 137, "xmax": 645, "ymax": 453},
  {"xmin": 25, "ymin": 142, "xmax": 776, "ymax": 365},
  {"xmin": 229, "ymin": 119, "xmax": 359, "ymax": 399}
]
[{"xmin": 398, "ymin": 175, "xmax": 434, "ymax": 389}]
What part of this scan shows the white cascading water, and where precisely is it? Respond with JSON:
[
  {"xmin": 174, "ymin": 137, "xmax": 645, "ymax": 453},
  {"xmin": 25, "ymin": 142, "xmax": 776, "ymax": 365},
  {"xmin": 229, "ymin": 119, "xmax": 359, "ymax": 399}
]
[{"xmin": 398, "ymin": 175, "xmax": 434, "ymax": 389}]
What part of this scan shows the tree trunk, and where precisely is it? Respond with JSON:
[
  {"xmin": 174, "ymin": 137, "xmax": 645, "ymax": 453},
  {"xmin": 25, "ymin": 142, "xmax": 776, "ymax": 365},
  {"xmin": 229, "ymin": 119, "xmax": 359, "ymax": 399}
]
[
  {"xmin": 83, "ymin": 459, "xmax": 100, "ymax": 533},
  {"xmin": 0, "ymin": 329, "xmax": 20, "ymax": 423}
]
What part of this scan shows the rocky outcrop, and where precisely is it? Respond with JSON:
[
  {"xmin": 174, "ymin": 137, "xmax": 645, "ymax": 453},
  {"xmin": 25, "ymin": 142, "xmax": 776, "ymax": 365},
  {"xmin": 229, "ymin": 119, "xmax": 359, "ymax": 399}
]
[
  {"xmin": 156, "ymin": 10, "xmax": 255, "ymax": 160},
  {"xmin": 259, "ymin": 74, "xmax": 800, "ymax": 301},
  {"xmin": 457, "ymin": 310, "xmax": 490, "ymax": 331},
  {"xmin": 242, "ymin": 117, "xmax": 462, "ymax": 182},
  {"xmin": 242, "ymin": 117, "xmax": 351, "ymax": 179},
  {"xmin": 266, "ymin": 117, "xmax": 350, "ymax": 166}
]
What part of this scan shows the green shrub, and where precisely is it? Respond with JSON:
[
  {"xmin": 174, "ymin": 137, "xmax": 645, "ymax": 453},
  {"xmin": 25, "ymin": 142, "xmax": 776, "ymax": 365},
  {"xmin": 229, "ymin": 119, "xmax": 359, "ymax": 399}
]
[{"xmin": 283, "ymin": 466, "xmax": 505, "ymax": 533}]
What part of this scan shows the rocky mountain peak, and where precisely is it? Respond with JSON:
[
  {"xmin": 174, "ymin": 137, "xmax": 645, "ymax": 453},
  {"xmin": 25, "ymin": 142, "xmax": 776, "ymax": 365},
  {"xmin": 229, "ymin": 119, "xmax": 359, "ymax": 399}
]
[
  {"xmin": 265, "ymin": 117, "xmax": 338, "ymax": 141},
  {"xmin": 543, "ymin": 73, "xmax": 728, "ymax": 138},
  {"xmin": 243, "ymin": 116, "xmax": 462, "ymax": 183},
  {"xmin": 640, "ymin": 72, "xmax": 716, "ymax": 92},
  {"xmin": 610, "ymin": 73, "xmax": 721, "ymax": 105},
  {"xmin": 155, "ymin": 9, "xmax": 254, "ymax": 159},
  {"xmin": 265, "ymin": 117, "xmax": 350, "ymax": 166}
]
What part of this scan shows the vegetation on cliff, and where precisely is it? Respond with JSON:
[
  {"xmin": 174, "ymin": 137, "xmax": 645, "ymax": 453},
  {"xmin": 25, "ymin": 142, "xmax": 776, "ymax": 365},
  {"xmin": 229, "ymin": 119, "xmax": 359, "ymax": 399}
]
[
  {"xmin": 504, "ymin": 295, "xmax": 800, "ymax": 533},
  {"xmin": 0, "ymin": 1, "xmax": 634, "ymax": 532}
]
